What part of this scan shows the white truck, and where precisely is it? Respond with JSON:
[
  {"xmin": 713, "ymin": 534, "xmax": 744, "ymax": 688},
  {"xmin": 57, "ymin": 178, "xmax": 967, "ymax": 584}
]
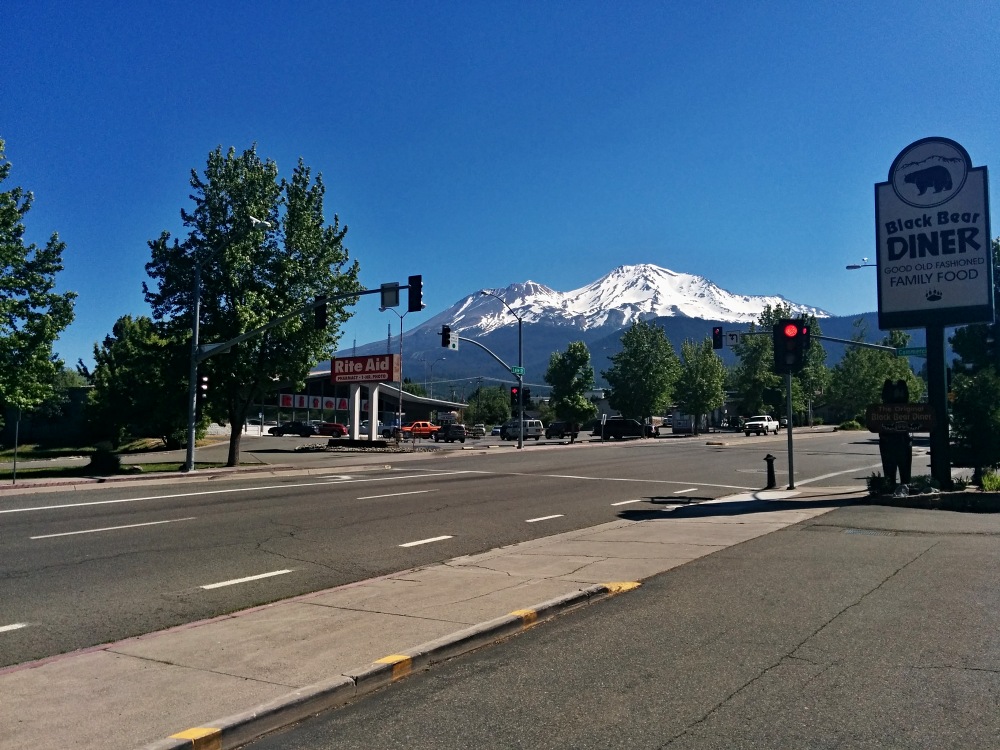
[{"xmin": 744, "ymin": 415, "xmax": 779, "ymax": 436}]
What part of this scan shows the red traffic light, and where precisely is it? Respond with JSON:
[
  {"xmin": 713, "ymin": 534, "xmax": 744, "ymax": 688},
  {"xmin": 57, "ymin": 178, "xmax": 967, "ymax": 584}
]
[{"xmin": 783, "ymin": 323, "xmax": 799, "ymax": 338}]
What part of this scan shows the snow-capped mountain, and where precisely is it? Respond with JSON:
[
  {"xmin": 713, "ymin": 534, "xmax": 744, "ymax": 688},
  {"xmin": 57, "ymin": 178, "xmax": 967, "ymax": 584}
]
[{"xmin": 429, "ymin": 263, "xmax": 830, "ymax": 336}]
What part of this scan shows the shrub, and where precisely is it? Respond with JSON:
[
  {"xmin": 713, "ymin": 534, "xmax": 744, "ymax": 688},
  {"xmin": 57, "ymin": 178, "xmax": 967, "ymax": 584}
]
[
  {"xmin": 866, "ymin": 471, "xmax": 893, "ymax": 496},
  {"xmin": 839, "ymin": 420, "xmax": 863, "ymax": 431},
  {"xmin": 87, "ymin": 444, "xmax": 122, "ymax": 475},
  {"xmin": 980, "ymin": 472, "xmax": 1000, "ymax": 492}
]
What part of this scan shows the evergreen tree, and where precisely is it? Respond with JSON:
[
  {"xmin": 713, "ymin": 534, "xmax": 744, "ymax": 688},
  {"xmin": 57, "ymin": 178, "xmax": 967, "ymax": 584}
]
[{"xmin": 675, "ymin": 338, "xmax": 726, "ymax": 435}]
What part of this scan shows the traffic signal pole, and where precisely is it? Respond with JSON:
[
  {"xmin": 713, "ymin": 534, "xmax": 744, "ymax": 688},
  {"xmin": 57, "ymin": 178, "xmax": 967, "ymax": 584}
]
[{"xmin": 785, "ymin": 372, "xmax": 795, "ymax": 489}]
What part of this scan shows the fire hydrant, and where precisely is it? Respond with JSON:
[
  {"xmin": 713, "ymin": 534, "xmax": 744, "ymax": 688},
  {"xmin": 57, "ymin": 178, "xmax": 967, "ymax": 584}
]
[{"xmin": 764, "ymin": 454, "xmax": 777, "ymax": 489}]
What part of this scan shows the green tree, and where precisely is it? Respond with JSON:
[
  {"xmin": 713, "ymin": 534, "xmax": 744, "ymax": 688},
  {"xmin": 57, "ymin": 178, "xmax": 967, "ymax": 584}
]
[
  {"xmin": 144, "ymin": 145, "xmax": 362, "ymax": 466},
  {"xmin": 463, "ymin": 385, "xmax": 510, "ymax": 426},
  {"xmin": 0, "ymin": 138, "xmax": 76, "ymax": 421},
  {"xmin": 949, "ymin": 237, "xmax": 1000, "ymax": 480},
  {"xmin": 731, "ymin": 304, "xmax": 828, "ymax": 421},
  {"xmin": 545, "ymin": 341, "xmax": 598, "ymax": 442},
  {"xmin": 83, "ymin": 315, "xmax": 190, "ymax": 447},
  {"xmin": 826, "ymin": 320, "xmax": 923, "ymax": 422},
  {"xmin": 602, "ymin": 320, "xmax": 679, "ymax": 420},
  {"xmin": 674, "ymin": 338, "xmax": 726, "ymax": 435}
]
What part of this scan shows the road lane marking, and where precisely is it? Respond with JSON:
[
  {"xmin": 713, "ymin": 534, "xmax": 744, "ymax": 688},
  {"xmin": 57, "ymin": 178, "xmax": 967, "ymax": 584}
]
[
  {"xmin": 0, "ymin": 623, "xmax": 28, "ymax": 634},
  {"xmin": 526, "ymin": 514, "xmax": 564, "ymax": 523},
  {"xmin": 610, "ymin": 499, "xmax": 643, "ymax": 506},
  {"xmin": 30, "ymin": 517, "xmax": 196, "ymax": 540},
  {"xmin": 357, "ymin": 490, "xmax": 435, "ymax": 500},
  {"xmin": 794, "ymin": 463, "xmax": 883, "ymax": 486},
  {"xmin": 0, "ymin": 473, "xmax": 461, "ymax": 515},
  {"xmin": 200, "ymin": 569, "xmax": 294, "ymax": 590},
  {"xmin": 399, "ymin": 535, "xmax": 452, "ymax": 547},
  {"xmin": 674, "ymin": 488, "xmax": 698, "ymax": 493}
]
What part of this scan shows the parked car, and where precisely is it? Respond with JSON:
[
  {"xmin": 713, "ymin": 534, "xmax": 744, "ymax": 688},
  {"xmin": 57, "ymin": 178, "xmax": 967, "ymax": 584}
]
[
  {"xmin": 490, "ymin": 425, "xmax": 502, "ymax": 436},
  {"xmin": 595, "ymin": 418, "xmax": 651, "ymax": 440},
  {"xmin": 433, "ymin": 423, "xmax": 467, "ymax": 443},
  {"xmin": 744, "ymin": 415, "xmax": 779, "ymax": 436},
  {"xmin": 268, "ymin": 421, "xmax": 317, "ymax": 437},
  {"xmin": 316, "ymin": 422, "xmax": 347, "ymax": 437},
  {"xmin": 468, "ymin": 423, "xmax": 486, "ymax": 438},
  {"xmin": 545, "ymin": 421, "xmax": 579, "ymax": 439}
]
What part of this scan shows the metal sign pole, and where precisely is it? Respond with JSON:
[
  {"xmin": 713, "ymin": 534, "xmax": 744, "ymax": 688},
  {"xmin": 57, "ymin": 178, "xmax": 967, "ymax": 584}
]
[{"xmin": 786, "ymin": 372, "xmax": 795, "ymax": 489}]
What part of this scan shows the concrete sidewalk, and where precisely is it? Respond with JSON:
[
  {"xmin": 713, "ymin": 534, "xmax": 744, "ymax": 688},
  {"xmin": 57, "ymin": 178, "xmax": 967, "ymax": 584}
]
[{"xmin": 0, "ymin": 486, "xmax": 862, "ymax": 750}]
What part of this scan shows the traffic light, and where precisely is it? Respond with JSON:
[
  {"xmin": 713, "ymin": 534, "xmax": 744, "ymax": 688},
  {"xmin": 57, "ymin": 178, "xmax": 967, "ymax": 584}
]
[
  {"xmin": 510, "ymin": 385, "xmax": 520, "ymax": 408},
  {"xmin": 712, "ymin": 326, "xmax": 724, "ymax": 350},
  {"xmin": 773, "ymin": 319, "xmax": 808, "ymax": 373},
  {"xmin": 314, "ymin": 295, "xmax": 328, "ymax": 329},
  {"xmin": 407, "ymin": 274, "xmax": 424, "ymax": 313},
  {"xmin": 522, "ymin": 387, "xmax": 531, "ymax": 404},
  {"xmin": 441, "ymin": 325, "xmax": 451, "ymax": 348},
  {"xmin": 198, "ymin": 375, "xmax": 209, "ymax": 401}
]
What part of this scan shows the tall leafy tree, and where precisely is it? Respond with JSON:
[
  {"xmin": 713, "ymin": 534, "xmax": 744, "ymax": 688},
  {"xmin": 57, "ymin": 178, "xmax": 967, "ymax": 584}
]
[
  {"xmin": 674, "ymin": 338, "xmax": 726, "ymax": 435},
  {"xmin": 826, "ymin": 319, "xmax": 923, "ymax": 422},
  {"xmin": 144, "ymin": 145, "xmax": 362, "ymax": 466},
  {"xmin": 602, "ymin": 320, "xmax": 679, "ymax": 420},
  {"xmin": 0, "ymin": 138, "xmax": 76, "ymax": 421},
  {"xmin": 463, "ymin": 385, "xmax": 510, "ymax": 426},
  {"xmin": 544, "ymin": 341, "xmax": 598, "ymax": 442}
]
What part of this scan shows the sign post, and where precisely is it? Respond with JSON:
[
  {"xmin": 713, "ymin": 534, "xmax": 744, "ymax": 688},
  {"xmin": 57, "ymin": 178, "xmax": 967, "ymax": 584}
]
[{"xmin": 875, "ymin": 137, "xmax": 992, "ymax": 487}]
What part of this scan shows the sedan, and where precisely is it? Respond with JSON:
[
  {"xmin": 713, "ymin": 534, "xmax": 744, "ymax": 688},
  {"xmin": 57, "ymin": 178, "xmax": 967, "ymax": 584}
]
[
  {"xmin": 316, "ymin": 422, "xmax": 348, "ymax": 437},
  {"xmin": 268, "ymin": 421, "xmax": 318, "ymax": 437}
]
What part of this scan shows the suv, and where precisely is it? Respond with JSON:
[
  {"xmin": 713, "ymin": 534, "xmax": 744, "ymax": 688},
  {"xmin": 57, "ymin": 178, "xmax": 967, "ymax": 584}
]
[
  {"xmin": 433, "ymin": 423, "xmax": 467, "ymax": 443},
  {"xmin": 744, "ymin": 415, "xmax": 779, "ymax": 436},
  {"xmin": 503, "ymin": 419, "xmax": 544, "ymax": 441},
  {"xmin": 545, "ymin": 421, "xmax": 578, "ymax": 439},
  {"xmin": 268, "ymin": 421, "xmax": 317, "ymax": 437},
  {"xmin": 468, "ymin": 423, "xmax": 486, "ymax": 438},
  {"xmin": 596, "ymin": 418, "xmax": 652, "ymax": 440}
]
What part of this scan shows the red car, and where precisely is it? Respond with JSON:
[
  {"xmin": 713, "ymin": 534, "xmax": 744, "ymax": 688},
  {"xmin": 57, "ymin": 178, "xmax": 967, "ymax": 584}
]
[{"xmin": 316, "ymin": 422, "xmax": 348, "ymax": 437}]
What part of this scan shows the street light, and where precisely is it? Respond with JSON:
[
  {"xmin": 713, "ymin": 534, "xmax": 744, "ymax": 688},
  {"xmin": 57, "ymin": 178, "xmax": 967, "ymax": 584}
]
[
  {"xmin": 846, "ymin": 257, "xmax": 876, "ymax": 270},
  {"xmin": 480, "ymin": 289, "xmax": 524, "ymax": 450},
  {"xmin": 428, "ymin": 356, "xmax": 446, "ymax": 398},
  {"xmin": 380, "ymin": 306, "xmax": 410, "ymax": 440}
]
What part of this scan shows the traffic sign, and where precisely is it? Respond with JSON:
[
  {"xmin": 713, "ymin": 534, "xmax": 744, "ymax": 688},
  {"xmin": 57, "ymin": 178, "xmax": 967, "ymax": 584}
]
[
  {"xmin": 896, "ymin": 347, "xmax": 927, "ymax": 357},
  {"xmin": 725, "ymin": 331, "xmax": 742, "ymax": 346},
  {"xmin": 511, "ymin": 366, "xmax": 525, "ymax": 376}
]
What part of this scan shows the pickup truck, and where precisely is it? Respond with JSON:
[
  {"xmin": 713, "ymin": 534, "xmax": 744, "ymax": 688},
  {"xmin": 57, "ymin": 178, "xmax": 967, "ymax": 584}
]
[
  {"xmin": 401, "ymin": 421, "xmax": 440, "ymax": 439},
  {"xmin": 744, "ymin": 415, "xmax": 779, "ymax": 436}
]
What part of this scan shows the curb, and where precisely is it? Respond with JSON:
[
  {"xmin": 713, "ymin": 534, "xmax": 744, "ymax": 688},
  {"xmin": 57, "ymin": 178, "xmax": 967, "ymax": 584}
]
[{"xmin": 139, "ymin": 581, "xmax": 641, "ymax": 750}]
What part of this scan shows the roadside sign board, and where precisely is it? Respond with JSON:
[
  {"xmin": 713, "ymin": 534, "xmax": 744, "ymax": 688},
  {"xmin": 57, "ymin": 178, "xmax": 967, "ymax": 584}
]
[
  {"xmin": 330, "ymin": 354, "xmax": 400, "ymax": 383},
  {"xmin": 865, "ymin": 403, "xmax": 936, "ymax": 433},
  {"xmin": 896, "ymin": 347, "xmax": 927, "ymax": 357},
  {"xmin": 511, "ymin": 366, "xmax": 525, "ymax": 376},
  {"xmin": 875, "ymin": 137, "xmax": 992, "ymax": 329}
]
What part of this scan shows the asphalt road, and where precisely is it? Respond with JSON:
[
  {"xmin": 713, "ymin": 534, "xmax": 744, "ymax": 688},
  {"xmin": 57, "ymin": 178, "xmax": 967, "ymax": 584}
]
[
  {"xmin": 0, "ymin": 430, "xmax": 891, "ymax": 667},
  {"xmin": 246, "ymin": 503, "xmax": 1000, "ymax": 750}
]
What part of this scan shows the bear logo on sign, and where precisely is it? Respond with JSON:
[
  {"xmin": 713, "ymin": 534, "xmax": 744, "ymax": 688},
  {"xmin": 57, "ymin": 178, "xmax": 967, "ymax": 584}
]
[{"xmin": 903, "ymin": 165, "xmax": 952, "ymax": 196}]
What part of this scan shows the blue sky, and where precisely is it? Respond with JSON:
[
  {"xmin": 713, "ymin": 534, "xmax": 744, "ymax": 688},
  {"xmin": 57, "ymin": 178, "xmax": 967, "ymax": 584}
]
[{"xmin": 5, "ymin": 1, "xmax": 998, "ymax": 370}]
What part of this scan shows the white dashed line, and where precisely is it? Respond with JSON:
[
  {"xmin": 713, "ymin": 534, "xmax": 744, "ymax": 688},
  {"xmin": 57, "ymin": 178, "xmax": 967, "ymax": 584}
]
[
  {"xmin": 526, "ymin": 514, "xmax": 564, "ymax": 523},
  {"xmin": 200, "ymin": 569, "xmax": 294, "ymax": 590},
  {"xmin": 399, "ymin": 535, "xmax": 453, "ymax": 548},
  {"xmin": 357, "ymin": 490, "xmax": 434, "ymax": 500},
  {"xmin": 30, "ymin": 517, "xmax": 196, "ymax": 540},
  {"xmin": 610, "ymin": 499, "xmax": 643, "ymax": 506},
  {"xmin": 674, "ymin": 488, "xmax": 698, "ymax": 494},
  {"xmin": 0, "ymin": 623, "xmax": 28, "ymax": 634}
]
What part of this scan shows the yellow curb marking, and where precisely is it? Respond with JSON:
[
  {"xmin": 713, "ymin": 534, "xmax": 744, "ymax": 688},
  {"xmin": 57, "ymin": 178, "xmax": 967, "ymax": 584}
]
[
  {"xmin": 170, "ymin": 727, "xmax": 221, "ymax": 749},
  {"xmin": 375, "ymin": 653, "xmax": 413, "ymax": 679},
  {"xmin": 604, "ymin": 581, "xmax": 642, "ymax": 594},
  {"xmin": 510, "ymin": 608, "xmax": 538, "ymax": 625}
]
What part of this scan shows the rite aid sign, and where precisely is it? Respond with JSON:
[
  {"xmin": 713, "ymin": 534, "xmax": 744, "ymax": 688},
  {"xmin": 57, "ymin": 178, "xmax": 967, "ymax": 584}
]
[
  {"xmin": 331, "ymin": 354, "xmax": 400, "ymax": 383},
  {"xmin": 875, "ymin": 137, "xmax": 992, "ymax": 329}
]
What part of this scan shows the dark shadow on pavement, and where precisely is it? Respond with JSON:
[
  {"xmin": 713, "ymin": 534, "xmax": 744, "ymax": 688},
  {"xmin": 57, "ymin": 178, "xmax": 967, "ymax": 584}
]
[{"xmin": 618, "ymin": 495, "xmax": 861, "ymax": 521}]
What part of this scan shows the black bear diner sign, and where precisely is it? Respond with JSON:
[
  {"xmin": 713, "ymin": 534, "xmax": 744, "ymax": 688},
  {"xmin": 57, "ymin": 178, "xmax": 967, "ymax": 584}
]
[{"xmin": 875, "ymin": 137, "xmax": 992, "ymax": 329}]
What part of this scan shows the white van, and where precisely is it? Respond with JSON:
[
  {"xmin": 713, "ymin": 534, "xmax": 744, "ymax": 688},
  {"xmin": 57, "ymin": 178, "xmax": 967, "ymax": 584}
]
[{"xmin": 504, "ymin": 419, "xmax": 544, "ymax": 441}]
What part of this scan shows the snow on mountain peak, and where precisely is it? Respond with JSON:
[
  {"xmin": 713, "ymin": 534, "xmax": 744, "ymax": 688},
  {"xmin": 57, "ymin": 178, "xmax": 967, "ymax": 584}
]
[{"xmin": 432, "ymin": 263, "xmax": 829, "ymax": 336}]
